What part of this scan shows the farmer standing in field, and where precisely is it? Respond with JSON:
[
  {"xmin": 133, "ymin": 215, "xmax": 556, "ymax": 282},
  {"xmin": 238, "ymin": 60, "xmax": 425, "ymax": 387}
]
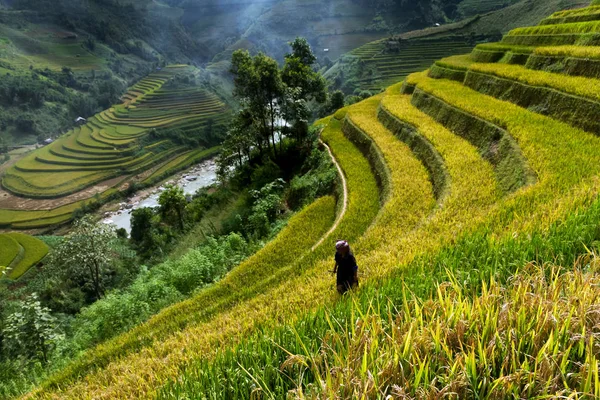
[{"xmin": 332, "ymin": 240, "xmax": 359, "ymax": 294}]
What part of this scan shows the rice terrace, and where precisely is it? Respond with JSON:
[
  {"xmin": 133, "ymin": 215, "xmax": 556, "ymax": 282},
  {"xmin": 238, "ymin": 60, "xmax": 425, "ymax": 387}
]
[{"xmin": 3, "ymin": 0, "xmax": 600, "ymax": 398}]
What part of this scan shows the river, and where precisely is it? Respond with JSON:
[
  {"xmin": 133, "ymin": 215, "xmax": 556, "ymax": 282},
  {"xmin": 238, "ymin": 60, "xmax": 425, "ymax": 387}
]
[{"xmin": 102, "ymin": 158, "xmax": 218, "ymax": 233}]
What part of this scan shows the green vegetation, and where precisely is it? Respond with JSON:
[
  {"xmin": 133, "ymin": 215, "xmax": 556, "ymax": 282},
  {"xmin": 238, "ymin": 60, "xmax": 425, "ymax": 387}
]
[
  {"xmin": 326, "ymin": 37, "xmax": 474, "ymax": 94},
  {"xmin": 3, "ymin": 233, "xmax": 48, "ymax": 279},
  {"xmin": 23, "ymin": 2, "xmax": 600, "ymax": 398},
  {"xmin": 0, "ymin": 233, "xmax": 48, "ymax": 278},
  {"xmin": 0, "ymin": 65, "xmax": 229, "ymax": 229},
  {"xmin": 4, "ymin": 1, "xmax": 600, "ymax": 399},
  {"xmin": 0, "ymin": 234, "xmax": 19, "ymax": 270}
]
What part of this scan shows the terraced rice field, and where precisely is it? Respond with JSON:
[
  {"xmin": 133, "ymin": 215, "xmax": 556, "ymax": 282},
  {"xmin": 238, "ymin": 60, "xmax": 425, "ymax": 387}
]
[
  {"xmin": 0, "ymin": 233, "xmax": 48, "ymax": 279},
  {"xmin": 0, "ymin": 65, "xmax": 228, "ymax": 229},
  {"xmin": 345, "ymin": 37, "xmax": 474, "ymax": 91},
  {"xmin": 22, "ymin": 2, "xmax": 600, "ymax": 399}
]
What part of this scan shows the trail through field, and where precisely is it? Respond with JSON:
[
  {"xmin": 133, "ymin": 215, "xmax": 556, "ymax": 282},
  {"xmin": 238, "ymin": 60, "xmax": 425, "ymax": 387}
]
[{"xmin": 312, "ymin": 138, "xmax": 348, "ymax": 251}]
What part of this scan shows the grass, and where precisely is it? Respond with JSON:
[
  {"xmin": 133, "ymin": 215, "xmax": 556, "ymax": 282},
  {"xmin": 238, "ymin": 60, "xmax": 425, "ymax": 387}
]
[
  {"xmin": 153, "ymin": 75, "xmax": 600, "ymax": 399},
  {"xmin": 0, "ymin": 234, "xmax": 20, "ymax": 270},
  {"xmin": 335, "ymin": 37, "xmax": 474, "ymax": 91},
  {"xmin": 468, "ymin": 62, "xmax": 600, "ymax": 101},
  {"xmin": 20, "ymin": 3, "xmax": 600, "ymax": 398},
  {"xmin": 31, "ymin": 66, "xmax": 600, "ymax": 397},
  {"xmin": 508, "ymin": 20, "xmax": 600, "ymax": 36},
  {"xmin": 534, "ymin": 44, "xmax": 600, "ymax": 58},
  {"xmin": 157, "ymin": 234, "xmax": 600, "ymax": 398},
  {"xmin": 29, "ymin": 113, "xmax": 383, "ymax": 399},
  {"xmin": 4, "ymin": 233, "xmax": 49, "ymax": 279}
]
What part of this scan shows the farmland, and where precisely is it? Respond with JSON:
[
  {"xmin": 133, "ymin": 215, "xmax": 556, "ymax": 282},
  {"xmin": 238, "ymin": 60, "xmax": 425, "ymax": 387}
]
[
  {"xmin": 20, "ymin": 1, "xmax": 600, "ymax": 398},
  {"xmin": 0, "ymin": 232, "xmax": 48, "ymax": 279},
  {"xmin": 326, "ymin": 36, "xmax": 475, "ymax": 93},
  {"xmin": 0, "ymin": 64, "xmax": 229, "ymax": 230}
]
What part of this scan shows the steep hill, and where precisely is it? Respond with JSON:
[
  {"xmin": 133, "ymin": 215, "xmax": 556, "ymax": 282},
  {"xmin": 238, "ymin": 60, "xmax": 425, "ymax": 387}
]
[
  {"xmin": 0, "ymin": 0, "xmax": 211, "ymax": 149},
  {"xmin": 20, "ymin": 1, "xmax": 600, "ymax": 399},
  {"xmin": 0, "ymin": 65, "xmax": 228, "ymax": 230},
  {"xmin": 0, "ymin": 0, "xmax": 565, "ymax": 151},
  {"xmin": 324, "ymin": 0, "xmax": 590, "ymax": 94}
]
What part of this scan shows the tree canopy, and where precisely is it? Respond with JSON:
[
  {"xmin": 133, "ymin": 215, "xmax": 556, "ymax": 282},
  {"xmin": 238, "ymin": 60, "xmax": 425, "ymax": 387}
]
[{"xmin": 221, "ymin": 37, "xmax": 326, "ymax": 174}]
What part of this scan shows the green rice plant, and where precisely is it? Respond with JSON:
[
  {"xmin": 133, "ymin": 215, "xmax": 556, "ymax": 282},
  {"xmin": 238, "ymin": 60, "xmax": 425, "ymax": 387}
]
[
  {"xmin": 405, "ymin": 70, "xmax": 600, "ymax": 233},
  {"xmin": 29, "ymin": 81, "xmax": 489, "ymax": 399},
  {"xmin": 286, "ymin": 263, "xmax": 600, "ymax": 398},
  {"xmin": 0, "ymin": 234, "xmax": 20, "ymax": 271},
  {"xmin": 2, "ymin": 170, "xmax": 119, "ymax": 198},
  {"xmin": 468, "ymin": 62, "xmax": 600, "ymax": 100},
  {"xmin": 434, "ymin": 54, "xmax": 474, "ymax": 71},
  {"xmin": 5, "ymin": 233, "xmax": 49, "ymax": 279},
  {"xmin": 534, "ymin": 44, "xmax": 600, "ymax": 58},
  {"xmin": 526, "ymin": 45, "xmax": 600, "ymax": 78},
  {"xmin": 155, "ymin": 189, "xmax": 600, "ymax": 399},
  {"xmin": 28, "ymin": 13, "xmax": 600, "ymax": 397},
  {"xmin": 30, "ymin": 116, "xmax": 382, "ymax": 399}
]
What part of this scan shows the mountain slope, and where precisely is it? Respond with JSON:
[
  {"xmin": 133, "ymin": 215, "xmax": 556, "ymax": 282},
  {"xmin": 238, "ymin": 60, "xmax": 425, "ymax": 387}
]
[{"xmin": 20, "ymin": 1, "xmax": 600, "ymax": 398}]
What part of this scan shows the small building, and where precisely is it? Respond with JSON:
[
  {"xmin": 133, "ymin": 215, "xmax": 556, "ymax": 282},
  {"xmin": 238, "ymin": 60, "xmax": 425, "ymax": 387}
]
[
  {"xmin": 323, "ymin": 48, "xmax": 330, "ymax": 52},
  {"xmin": 43, "ymin": 138, "xmax": 54, "ymax": 145},
  {"xmin": 75, "ymin": 117, "xmax": 87, "ymax": 124}
]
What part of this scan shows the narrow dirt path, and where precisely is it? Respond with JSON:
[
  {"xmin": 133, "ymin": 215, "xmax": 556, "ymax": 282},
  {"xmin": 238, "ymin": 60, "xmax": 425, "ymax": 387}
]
[{"xmin": 311, "ymin": 138, "xmax": 348, "ymax": 251}]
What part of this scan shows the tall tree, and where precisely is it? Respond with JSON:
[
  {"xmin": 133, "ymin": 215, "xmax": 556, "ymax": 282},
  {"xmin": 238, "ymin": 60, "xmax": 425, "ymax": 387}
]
[
  {"xmin": 46, "ymin": 216, "xmax": 117, "ymax": 300},
  {"xmin": 231, "ymin": 50, "xmax": 284, "ymax": 158},
  {"xmin": 158, "ymin": 185, "xmax": 187, "ymax": 231}
]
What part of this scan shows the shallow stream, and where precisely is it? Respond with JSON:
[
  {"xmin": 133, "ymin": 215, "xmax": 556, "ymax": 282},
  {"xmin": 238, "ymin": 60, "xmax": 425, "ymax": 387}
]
[{"xmin": 103, "ymin": 158, "xmax": 218, "ymax": 233}]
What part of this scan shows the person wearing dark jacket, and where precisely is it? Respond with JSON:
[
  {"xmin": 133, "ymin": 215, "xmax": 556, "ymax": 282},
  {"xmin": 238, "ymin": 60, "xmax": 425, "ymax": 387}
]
[{"xmin": 332, "ymin": 240, "xmax": 358, "ymax": 294}]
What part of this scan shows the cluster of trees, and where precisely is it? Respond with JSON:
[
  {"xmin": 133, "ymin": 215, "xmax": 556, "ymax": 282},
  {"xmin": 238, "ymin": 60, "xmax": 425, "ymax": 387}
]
[
  {"xmin": 145, "ymin": 121, "xmax": 226, "ymax": 150},
  {"xmin": 0, "ymin": 67, "xmax": 125, "ymax": 142},
  {"xmin": 219, "ymin": 38, "xmax": 327, "ymax": 172}
]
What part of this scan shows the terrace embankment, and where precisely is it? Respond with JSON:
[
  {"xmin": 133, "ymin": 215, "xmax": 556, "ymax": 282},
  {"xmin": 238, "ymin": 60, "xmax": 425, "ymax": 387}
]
[
  {"xmin": 24, "ymin": 2, "xmax": 600, "ymax": 398},
  {"xmin": 0, "ymin": 65, "xmax": 229, "ymax": 230},
  {"xmin": 409, "ymin": 84, "xmax": 536, "ymax": 194}
]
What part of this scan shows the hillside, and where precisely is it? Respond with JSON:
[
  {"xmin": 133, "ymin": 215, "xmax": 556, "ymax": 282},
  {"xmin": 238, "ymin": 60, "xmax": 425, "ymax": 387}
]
[
  {"xmin": 0, "ymin": 0, "xmax": 563, "ymax": 152},
  {"xmin": 324, "ymin": 0, "xmax": 590, "ymax": 94},
  {"xmin": 0, "ymin": 0, "xmax": 211, "ymax": 149},
  {"xmin": 16, "ymin": 1, "xmax": 600, "ymax": 399},
  {"xmin": 0, "ymin": 65, "xmax": 228, "ymax": 230}
]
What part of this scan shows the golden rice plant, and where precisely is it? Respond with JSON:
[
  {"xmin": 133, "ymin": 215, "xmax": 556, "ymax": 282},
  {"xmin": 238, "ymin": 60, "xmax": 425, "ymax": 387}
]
[
  {"xmin": 534, "ymin": 44, "xmax": 600, "ymax": 59},
  {"xmin": 468, "ymin": 62, "xmax": 600, "ymax": 102},
  {"xmin": 288, "ymin": 261, "xmax": 600, "ymax": 399}
]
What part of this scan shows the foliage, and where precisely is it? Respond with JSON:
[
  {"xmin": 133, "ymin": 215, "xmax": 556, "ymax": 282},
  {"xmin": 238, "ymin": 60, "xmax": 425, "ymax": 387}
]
[
  {"xmin": 2, "ymin": 293, "xmax": 63, "ymax": 365},
  {"xmin": 0, "ymin": 65, "xmax": 229, "ymax": 229},
  {"xmin": 158, "ymin": 185, "xmax": 187, "ymax": 231},
  {"xmin": 15, "ymin": 2, "xmax": 600, "ymax": 399},
  {"xmin": 67, "ymin": 233, "xmax": 253, "ymax": 350},
  {"xmin": 221, "ymin": 38, "xmax": 326, "ymax": 170},
  {"xmin": 44, "ymin": 216, "xmax": 117, "ymax": 300},
  {"xmin": 469, "ymin": 60, "xmax": 600, "ymax": 102},
  {"xmin": 246, "ymin": 179, "xmax": 285, "ymax": 238},
  {"xmin": 0, "ymin": 234, "xmax": 20, "ymax": 272}
]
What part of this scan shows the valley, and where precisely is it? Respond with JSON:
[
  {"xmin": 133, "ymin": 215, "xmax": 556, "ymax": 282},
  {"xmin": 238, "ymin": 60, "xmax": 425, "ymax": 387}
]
[{"xmin": 2, "ymin": 0, "xmax": 600, "ymax": 399}]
